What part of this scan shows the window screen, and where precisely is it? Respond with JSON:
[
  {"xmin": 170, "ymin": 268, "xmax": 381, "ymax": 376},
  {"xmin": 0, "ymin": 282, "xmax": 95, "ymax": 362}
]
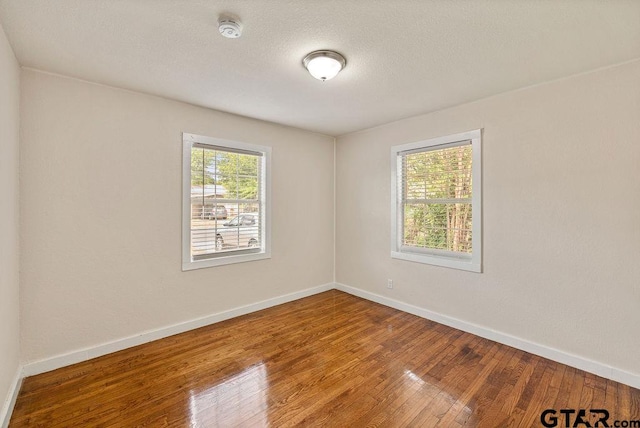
[{"xmin": 400, "ymin": 142, "xmax": 473, "ymax": 255}]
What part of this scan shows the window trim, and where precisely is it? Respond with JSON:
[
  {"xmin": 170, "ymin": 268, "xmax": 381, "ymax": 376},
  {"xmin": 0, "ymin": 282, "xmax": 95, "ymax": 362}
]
[
  {"xmin": 390, "ymin": 129, "xmax": 482, "ymax": 273},
  {"xmin": 182, "ymin": 133, "xmax": 271, "ymax": 270}
]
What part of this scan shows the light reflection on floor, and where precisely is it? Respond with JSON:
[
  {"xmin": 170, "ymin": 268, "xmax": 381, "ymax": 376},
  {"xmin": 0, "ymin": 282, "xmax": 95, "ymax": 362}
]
[
  {"xmin": 403, "ymin": 369, "xmax": 426, "ymax": 386},
  {"xmin": 403, "ymin": 368, "xmax": 475, "ymax": 424},
  {"xmin": 188, "ymin": 363, "xmax": 268, "ymax": 427}
]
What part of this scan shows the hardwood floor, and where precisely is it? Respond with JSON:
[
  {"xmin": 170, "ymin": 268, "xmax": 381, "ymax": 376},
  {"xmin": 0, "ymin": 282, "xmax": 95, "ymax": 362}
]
[{"xmin": 10, "ymin": 290, "xmax": 640, "ymax": 427}]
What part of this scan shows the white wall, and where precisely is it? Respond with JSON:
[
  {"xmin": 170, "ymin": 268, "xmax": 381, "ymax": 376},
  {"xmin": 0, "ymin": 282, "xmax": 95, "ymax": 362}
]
[
  {"xmin": 0, "ymin": 22, "xmax": 21, "ymax": 420},
  {"xmin": 19, "ymin": 69, "xmax": 335, "ymax": 363},
  {"xmin": 336, "ymin": 60, "xmax": 640, "ymax": 377}
]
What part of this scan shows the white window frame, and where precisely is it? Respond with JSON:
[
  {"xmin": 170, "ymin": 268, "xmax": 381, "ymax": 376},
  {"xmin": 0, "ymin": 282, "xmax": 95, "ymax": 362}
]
[
  {"xmin": 182, "ymin": 133, "xmax": 271, "ymax": 270},
  {"xmin": 390, "ymin": 129, "xmax": 482, "ymax": 272}
]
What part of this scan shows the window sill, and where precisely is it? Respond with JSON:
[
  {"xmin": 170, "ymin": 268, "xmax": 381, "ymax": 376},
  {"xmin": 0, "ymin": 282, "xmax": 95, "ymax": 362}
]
[
  {"xmin": 391, "ymin": 250, "xmax": 481, "ymax": 273},
  {"xmin": 182, "ymin": 251, "xmax": 271, "ymax": 271}
]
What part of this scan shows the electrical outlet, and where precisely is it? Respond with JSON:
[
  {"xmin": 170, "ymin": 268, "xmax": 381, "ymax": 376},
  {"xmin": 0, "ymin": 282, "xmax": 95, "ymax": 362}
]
[{"xmin": 387, "ymin": 279, "xmax": 393, "ymax": 289}]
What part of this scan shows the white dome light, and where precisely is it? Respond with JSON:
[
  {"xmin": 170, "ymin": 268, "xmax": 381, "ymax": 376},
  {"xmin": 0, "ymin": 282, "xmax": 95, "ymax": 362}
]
[{"xmin": 303, "ymin": 50, "xmax": 347, "ymax": 81}]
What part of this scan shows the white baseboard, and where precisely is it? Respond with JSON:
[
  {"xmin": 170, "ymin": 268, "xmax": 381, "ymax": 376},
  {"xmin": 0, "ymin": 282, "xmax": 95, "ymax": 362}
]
[
  {"xmin": 1, "ymin": 366, "xmax": 22, "ymax": 428},
  {"xmin": 334, "ymin": 282, "xmax": 640, "ymax": 390},
  {"xmin": 22, "ymin": 283, "xmax": 334, "ymax": 377}
]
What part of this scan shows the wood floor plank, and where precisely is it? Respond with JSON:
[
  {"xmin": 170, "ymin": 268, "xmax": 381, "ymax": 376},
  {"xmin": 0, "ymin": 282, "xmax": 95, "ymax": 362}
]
[{"xmin": 9, "ymin": 290, "xmax": 640, "ymax": 427}]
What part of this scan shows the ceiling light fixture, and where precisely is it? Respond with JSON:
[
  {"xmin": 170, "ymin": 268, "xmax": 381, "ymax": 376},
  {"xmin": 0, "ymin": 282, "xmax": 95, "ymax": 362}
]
[{"xmin": 302, "ymin": 50, "xmax": 346, "ymax": 81}]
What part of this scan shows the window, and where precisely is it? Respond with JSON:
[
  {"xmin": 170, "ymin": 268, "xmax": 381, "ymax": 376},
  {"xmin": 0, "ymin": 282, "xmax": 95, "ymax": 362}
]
[
  {"xmin": 391, "ymin": 129, "xmax": 482, "ymax": 272},
  {"xmin": 182, "ymin": 133, "xmax": 271, "ymax": 270}
]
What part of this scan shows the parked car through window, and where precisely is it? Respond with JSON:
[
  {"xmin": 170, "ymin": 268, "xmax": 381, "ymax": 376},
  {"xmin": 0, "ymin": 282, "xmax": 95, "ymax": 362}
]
[
  {"xmin": 208, "ymin": 205, "xmax": 228, "ymax": 220},
  {"xmin": 215, "ymin": 213, "xmax": 259, "ymax": 250}
]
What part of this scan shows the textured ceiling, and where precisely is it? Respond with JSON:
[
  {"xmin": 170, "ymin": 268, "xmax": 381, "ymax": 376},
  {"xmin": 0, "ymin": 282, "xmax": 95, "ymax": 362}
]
[{"xmin": 1, "ymin": 0, "xmax": 639, "ymax": 136}]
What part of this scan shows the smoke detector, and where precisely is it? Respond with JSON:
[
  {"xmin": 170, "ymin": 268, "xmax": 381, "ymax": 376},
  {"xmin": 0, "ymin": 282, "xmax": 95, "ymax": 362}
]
[{"xmin": 218, "ymin": 15, "xmax": 243, "ymax": 39}]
